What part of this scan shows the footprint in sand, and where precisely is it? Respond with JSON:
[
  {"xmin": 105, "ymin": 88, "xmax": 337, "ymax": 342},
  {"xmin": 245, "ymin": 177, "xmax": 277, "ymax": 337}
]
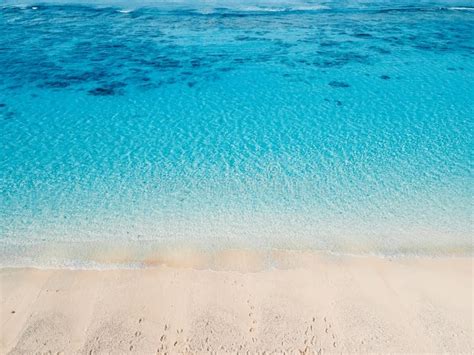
[
  {"xmin": 158, "ymin": 323, "xmax": 186, "ymax": 353},
  {"xmin": 246, "ymin": 299, "xmax": 258, "ymax": 345},
  {"xmin": 322, "ymin": 316, "xmax": 338, "ymax": 349}
]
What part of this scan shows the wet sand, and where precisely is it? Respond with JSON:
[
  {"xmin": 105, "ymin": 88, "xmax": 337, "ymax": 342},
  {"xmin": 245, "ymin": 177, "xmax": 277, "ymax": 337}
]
[{"xmin": 0, "ymin": 252, "xmax": 472, "ymax": 354}]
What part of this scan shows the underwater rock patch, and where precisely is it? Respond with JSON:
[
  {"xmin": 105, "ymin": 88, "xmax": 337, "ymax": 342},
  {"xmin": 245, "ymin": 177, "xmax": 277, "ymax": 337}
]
[
  {"xmin": 2, "ymin": 111, "xmax": 15, "ymax": 120},
  {"xmin": 320, "ymin": 41, "xmax": 339, "ymax": 47},
  {"xmin": 328, "ymin": 81, "xmax": 350, "ymax": 88},
  {"xmin": 190, "ymin": 59, "xmax": 202, "ymax": 68},
  {"xmin": 313, "ymin": 51, "xmax": 370, "ymax": 69},
  {"xmin": 151, "ymin": 57, "xmax": 181, "ymax": 70},
  {"xmin": 353, "ymin": 33, "xmax": 372, "ymax": 38},
  {"xmin": 380, "ymin": 75, "xmax": 391, "ymax": 80},
  {"xmin": 88, "ymin": 87, "xmax": 117, "ymax": 96},
  {"xmin": 369, "ymin": 46, "xmax": 391, "ymax": 54},
  {"xmin": 42, "ymin": 81, "xmax": 70, "ymax": 88}
]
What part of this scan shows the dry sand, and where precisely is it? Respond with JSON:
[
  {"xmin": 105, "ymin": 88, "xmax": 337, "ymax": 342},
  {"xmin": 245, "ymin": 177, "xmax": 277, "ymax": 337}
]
[{"xmin": 0, "ymin": 251, "xmax": 472, "ymax": 354}]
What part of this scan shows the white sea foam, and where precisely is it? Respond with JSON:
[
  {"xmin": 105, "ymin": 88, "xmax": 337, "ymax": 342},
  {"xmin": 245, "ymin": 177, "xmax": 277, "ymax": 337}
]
[
  {"xmin": 3, "ymin": 0, "xmax": 330, "ymax": 12},
  {"xmin": 447, "ymin": 6, "xmax": 474, "ymax": 11},
  {"xmin": 237, "ymin": 5, "xmax": 329, "ymax": 12},
  {"xmin": 187, "ymin": 4, "xmax": 330, "ymax": 15}
]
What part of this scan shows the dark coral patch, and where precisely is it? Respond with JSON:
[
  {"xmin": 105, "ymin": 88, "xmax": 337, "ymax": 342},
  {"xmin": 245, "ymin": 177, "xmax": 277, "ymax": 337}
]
[
  {"xmin": 145, "ymin": 57, "xmax": 182, "ymax": 70},
  {"xmin": 2, "ymin": 111, "xmax": 15, "ymax": 120},
  {"xmin": 380, "ymin": 75, "xmax": 391, "ymax": 80},
  {"xmin": 328, "ymin": 81, "xmax": 350, "ymax": 88},
  {"xmin": 87, "ymin": 81, "xmax": 126, "ymax": 96},
  {"xmin": 313, "ymin": 51, "xmax": 370, "ymax": 69},
  {"xmin": 43, "ymin": 81, "xmax": 70, "ymax": 88},
  {"xmin": 369, "ymin": 46, "xmax": 391, "ymax": 54},
  {"xmin": 234, "ymin": 35, "xmax": 252, "ymax": 41},
  {"xmin": 0, "ymin": 103, "xmax": 6, "ymax": 108},
  {"xmin": 320, "ymin": 41, "xmax": 339, "ymax": 47},
  {"xmin": 353, "ymin": 33, "xmax": 372, "ymax": 38},
  {"xmin": 107, "ymin": 81, "xmax": 127, "ymax": 89},
  {"xmin": 190, "ymin": 59, "xmax": 202, "ymax": 68},
  {"xmin": 88, "ymin": 87, "xmax": 116, "ymax": 96}
]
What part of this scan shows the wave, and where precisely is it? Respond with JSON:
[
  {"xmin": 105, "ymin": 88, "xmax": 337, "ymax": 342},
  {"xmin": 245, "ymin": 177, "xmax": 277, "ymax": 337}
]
[
  {"xmin": 225, "ymin": 5, "xmax": 330, "ymax": 13},
  {"xmin": 447, "ymin": 6, "xmax": 474, "ymax": 11},
  {"xmin": 1, "ymin": 1, "xmax": 332, "ymax": 15},
  {"xmin": 4, "ymin": 1, "xmax": 474, "ymax": 16}
]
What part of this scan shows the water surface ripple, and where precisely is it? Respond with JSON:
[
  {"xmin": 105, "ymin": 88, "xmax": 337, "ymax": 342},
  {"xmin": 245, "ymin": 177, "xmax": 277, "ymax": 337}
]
[{"xmin": 0, "ymin": 0, "xmax": 473, "ymax": 266}]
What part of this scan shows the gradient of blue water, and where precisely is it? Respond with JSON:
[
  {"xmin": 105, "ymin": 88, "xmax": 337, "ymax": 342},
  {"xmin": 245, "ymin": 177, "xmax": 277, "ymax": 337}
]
[{"xmin": 1, "ymin": 1, "xmax": 473, "ymax": 266}]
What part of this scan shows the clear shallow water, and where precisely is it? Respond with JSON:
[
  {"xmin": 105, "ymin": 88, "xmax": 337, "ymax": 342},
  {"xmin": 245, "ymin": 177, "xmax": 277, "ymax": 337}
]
[{"xmin": 1, "ymin": 1, "xmax": 473, "ymax": 267}]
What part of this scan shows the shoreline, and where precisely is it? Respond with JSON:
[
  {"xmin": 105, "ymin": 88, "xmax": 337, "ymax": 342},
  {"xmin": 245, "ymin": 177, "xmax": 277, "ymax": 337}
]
[
  {"xmin": 1, "ymin": 244, "xmax": 472, "ymax": 271},
  {"xmin": 1, "ymin": 252, "xmax": 472, "ymax": 354}
]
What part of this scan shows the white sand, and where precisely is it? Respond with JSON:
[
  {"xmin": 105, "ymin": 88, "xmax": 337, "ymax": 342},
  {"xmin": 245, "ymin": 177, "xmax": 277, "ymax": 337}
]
[{"xmin": 0, "ymin": 251, "xmax": 472, "ymax": 354}]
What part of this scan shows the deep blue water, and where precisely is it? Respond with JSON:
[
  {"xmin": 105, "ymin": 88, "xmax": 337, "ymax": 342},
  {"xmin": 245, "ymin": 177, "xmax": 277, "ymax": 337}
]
[{"xmin": 1, "ymin": 1, "xmax": 473, "ymax": 267}]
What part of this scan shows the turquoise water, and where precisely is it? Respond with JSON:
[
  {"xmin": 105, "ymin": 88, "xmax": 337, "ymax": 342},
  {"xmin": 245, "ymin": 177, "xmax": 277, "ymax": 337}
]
[{"xmin": 1, "ymin": 1, "xmax": 473, "ymax": 267}]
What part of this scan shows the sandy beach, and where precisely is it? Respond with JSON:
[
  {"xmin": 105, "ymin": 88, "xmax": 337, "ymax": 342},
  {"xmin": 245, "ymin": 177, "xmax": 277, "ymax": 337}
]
[{"xmin": 1, "ymin": 251, "xmax": 472, "ymax": 354}]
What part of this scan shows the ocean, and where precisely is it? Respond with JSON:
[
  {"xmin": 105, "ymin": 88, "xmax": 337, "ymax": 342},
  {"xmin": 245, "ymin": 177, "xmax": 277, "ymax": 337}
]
[{"xmin": 1, "ymin": 0, "xmax": 473, "ymax": 267}]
